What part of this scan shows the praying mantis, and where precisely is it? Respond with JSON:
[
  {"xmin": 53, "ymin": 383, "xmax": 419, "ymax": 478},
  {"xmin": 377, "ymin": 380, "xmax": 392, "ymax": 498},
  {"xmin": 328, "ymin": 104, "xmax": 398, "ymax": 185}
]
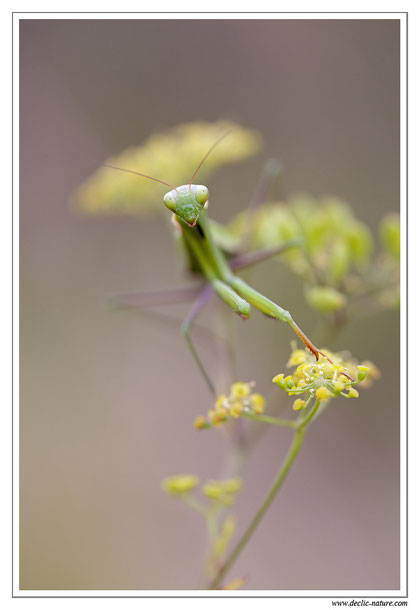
[{"xmin": 102, "ymin": 130, "xmax": 329, "ymax": 395}]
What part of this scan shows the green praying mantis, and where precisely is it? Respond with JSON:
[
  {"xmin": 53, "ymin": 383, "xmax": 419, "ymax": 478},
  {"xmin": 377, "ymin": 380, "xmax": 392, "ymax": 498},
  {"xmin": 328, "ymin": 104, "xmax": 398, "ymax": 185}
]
[{"xmin": 102, "ymin": 130, "xmax": 330, "ymax": 394}]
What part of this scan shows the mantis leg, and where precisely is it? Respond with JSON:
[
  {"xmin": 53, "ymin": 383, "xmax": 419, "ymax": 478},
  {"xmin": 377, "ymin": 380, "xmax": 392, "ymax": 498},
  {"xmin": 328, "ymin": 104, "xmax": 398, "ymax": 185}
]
[
  {"xmin": 229, "ymin": 275, "xmax": 322, "ymax": 359},
  {"xmin": 181, "ymin": 283, "xmax": 217, "ymax": 395},
  {"xmin": 229, "ymin": 239, "xmax": 303, "ymax": 271},
  {"xmin": 248, "ymin": 159, "xmax": 283, "ymax": 217},
  {"xmin": 107, "ymin": 284, "xmax": 203, "ymax": 309}
]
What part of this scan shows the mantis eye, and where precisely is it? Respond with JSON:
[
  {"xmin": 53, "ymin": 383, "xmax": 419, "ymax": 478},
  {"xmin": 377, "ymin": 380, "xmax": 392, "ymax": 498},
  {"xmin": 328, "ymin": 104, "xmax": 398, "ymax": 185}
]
[
  {"xmin": 195, "ymin": 186, "xmax": 209, "ymax": 206},
  {"xmin": 163, "ymin": 191, "xmax": 176, "ymax": 212}
]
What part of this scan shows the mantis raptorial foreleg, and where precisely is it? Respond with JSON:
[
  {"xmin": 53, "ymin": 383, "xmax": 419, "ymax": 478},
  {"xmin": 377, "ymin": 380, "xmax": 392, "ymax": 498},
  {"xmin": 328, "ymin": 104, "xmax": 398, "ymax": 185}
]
[
  {"xmin": 108, "ymin": 241, "xmax": 306, "ymax": 393},
  {"xmin": 229, "ymin": 239, "xmax": 302, "ymax": 271},
  {"xmin": 108, "ymin": 284, "xmax": 203, "ymax": 309},
  {"xmin": 181, "ymin": 283, "xmax": 216, "ymax": 395},
  {"xmin": 227, "ymin": 275, "xmax": 321, "ymax": 358},
  {"xmin": 108, "ymin": 240, "xmax": 301, "ymax": 313}
]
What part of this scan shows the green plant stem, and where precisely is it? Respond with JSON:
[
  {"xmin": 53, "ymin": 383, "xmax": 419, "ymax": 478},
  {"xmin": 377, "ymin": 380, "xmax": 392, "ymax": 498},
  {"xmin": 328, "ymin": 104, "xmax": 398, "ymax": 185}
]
[
  {"xmin": 298, "ymin": 399, "xmax": 321, "ymax": 427},
  {"xmin": 209, "ymin": 399, "xmax": 320, "ymax": 590},
  {"xmin": 182, "ymin": 495, "xmax": 208, "ymax": 517},
  {"xmin": 195, "ymin": 506, "xmax": 221, "ymax": 589},
  {"xmin": 209, "ymin": 425, "xmax": 306, "ymax": 590},
  {"xmin": 206, "ymin": 508, "xmax": 219, "ymax": 544},
  {"xmin": 240, "ymin": 412, "xmax": 297, "ymax": 429}
]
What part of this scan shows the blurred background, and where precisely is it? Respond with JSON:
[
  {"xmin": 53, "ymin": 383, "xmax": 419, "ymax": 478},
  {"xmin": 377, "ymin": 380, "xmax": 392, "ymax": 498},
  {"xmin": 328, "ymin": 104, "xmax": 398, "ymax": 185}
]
[{"xmin": 19, "ymin": 18, "xmax": 400, "ymax": 590}]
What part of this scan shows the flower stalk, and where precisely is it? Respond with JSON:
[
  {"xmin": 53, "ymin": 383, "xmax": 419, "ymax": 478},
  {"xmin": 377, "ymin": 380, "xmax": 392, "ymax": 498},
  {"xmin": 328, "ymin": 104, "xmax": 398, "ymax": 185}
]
[
  {"xmin": 164, "ymin": 347, "xmax": 378, "ymax": 590},
  {"xmin": 209, "ymin": 399, "xmax": 319, "ymax": 590}
]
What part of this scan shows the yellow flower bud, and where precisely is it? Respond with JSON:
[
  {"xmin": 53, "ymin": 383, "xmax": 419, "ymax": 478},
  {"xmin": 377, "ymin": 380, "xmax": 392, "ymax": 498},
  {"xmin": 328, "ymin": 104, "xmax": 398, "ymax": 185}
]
[
  {"xmin": 272, "ymin": 373, "xmax": 284, "ymax": 384},
  {"xmin": 333, "ymin": 380, "xmax": 345, "ymax": 393},
  {"xmin": 229, "ymin": 402, "xmax": 243, "ymax": 418},
  {"xmin": 357, "ymin": 365, "xmax": 369, "ymax": 382},
  {"xmin": 295, "ymin": 364, "xmax": 311, "ymax": 378},
  {"xmin": 202, "ymin": 483, "xmax": 222, "ymax": 500},
  {"xmin": 293, "ymin": 398, "xmax": 306, "ymax": 411},
  {"xmin": 194, "ymin": 416, "xmax": 208, "ymax": 429},
  {"xmin": 249, "ymin": 393, "xmax": 266, "ymax": 414},
  {"xmin": 316, "ymin": 387, "xmax": 332, "ymax": 401},
  {"xmin": 287, "ymin": 349, "xmax": 308, "ymax": 366},
  {"xmin": 215, "ymin": 406, "xmax": 228, "ymax": 420},
  {"xmin": 272, "ymin": 373, "xmax": 288, "ymax": 390},
  {"xmin": 321, "ymin": 364, "xmax": 336, "ymax": 378},
  {"xmin": 215, "ymin": 394, "xmax": 228, "ymax": 409},
  {"xmin": 202, "ymin": 480, "xmax": 237, "ymax": 505},
  {"xmin": 219, "ymin": 478, "xmax": 243, "ymax": 494},
  {"xmin": 230, "ymin": 382, "xmax": 251, "ymax": 399},
  {"xmin": 162, "ymin": 475, "xmax": 199, "ymax": 495},
  {"xmin": 348, "ymin": 388, "xmax": 359, "ymax": 398},
  {"xmin": 358, "ymin": 361, "xmax": 381, "ymax": 387},
  {"xmin": 208, "ymin": 409, "xmax": 223, "ymax": 426}
]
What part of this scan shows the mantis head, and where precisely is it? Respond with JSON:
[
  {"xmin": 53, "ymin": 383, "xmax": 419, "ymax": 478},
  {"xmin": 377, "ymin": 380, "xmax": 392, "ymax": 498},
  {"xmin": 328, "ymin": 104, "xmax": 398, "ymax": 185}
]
[
  {"xmin": 163, "ymin": 129, "xmax": 231, "ymax": 226},
  {"xmin": 163, "ymin": 184, "xmax": 209, "ymax": 227}
]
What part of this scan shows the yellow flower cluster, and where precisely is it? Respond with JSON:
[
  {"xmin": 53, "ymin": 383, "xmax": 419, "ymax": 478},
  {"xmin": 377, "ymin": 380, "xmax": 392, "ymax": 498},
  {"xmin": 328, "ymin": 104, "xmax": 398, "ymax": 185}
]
[
  {"xmin": 272, "ymin": 346, "xmax": 379, "ymax": 405},
  {"xmin": 73, "ymin": 121, "xmax": 261, "ymax": 215},
  {"xmin": 162, "ymin": 474, "xmax": 243, "ymax": 507},
  {"xmin": 194, "ymin": 381, "xmax": 266, "ymax": 429},
  {"xmin": 161, "ymin": 474, "xmax": 199, "ymax": 496},
  {"xmin": 220, "ymin": 196, "xmax": 375, "ymax": 312},
  {"xmin": 202, "ymin": 478, "xmax": 243, "ymax": 506},
  {"xmin": 341, "ymin": 359, "xmax": 381, "ymax": 389}
]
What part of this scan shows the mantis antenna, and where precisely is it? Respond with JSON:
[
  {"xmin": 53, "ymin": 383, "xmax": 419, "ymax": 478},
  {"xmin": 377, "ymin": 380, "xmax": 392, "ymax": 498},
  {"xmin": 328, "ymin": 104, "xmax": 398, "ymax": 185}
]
[
  {"xmin": 188, "ymin": 128, "xmax": 233, "ymax": 190},
  {"xmin": 98, "ymin": 161, "xmax": 179, "ymax": 193}
]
